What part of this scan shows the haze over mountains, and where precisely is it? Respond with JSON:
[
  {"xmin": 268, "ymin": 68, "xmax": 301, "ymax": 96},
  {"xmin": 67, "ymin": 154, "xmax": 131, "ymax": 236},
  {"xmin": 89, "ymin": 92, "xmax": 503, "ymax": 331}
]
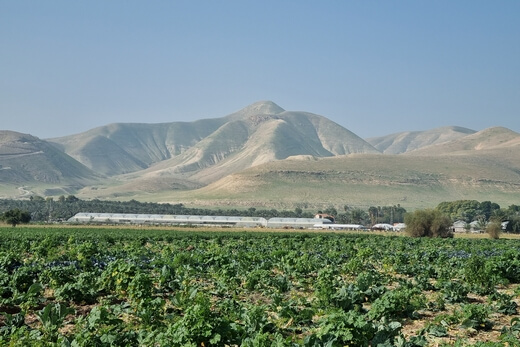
[{"xmin": 1, "ymin": 101, "xmax": 519, "ymax": 209}]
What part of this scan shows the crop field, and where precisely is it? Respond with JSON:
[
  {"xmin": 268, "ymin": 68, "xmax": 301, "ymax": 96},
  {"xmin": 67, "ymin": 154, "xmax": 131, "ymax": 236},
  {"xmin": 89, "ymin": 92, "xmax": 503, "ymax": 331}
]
[{"xmin": 1, "ymin": 226, "xmax": 520, "ymax": 346}]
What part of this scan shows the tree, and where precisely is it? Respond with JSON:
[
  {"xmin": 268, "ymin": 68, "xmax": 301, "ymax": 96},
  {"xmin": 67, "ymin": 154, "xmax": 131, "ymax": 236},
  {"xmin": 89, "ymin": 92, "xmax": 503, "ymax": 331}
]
[
  {"xmin": 349, "ymin": 208, "xmax": 368, "ymax": 225},
  {"xmin": 65, "ymin": 195, "xmax": 79, "ymax": 202},
  {"xmin": 475, "ymin": 215, "xmax": 488, "ymax": 233},
  {"xmin": 1, "ymin": 208, "xmax": 31, "ymax": 227},
  {"xmin": 436, "ymin": 200, "xmax": 501, "ymax": 223},
  {"xmin": 324, "ymin": 207, "xmax": 338, "ymax": 218},
  {"xmin": 404, "ymin": 209, "xmax": 453, "ymax": 238},
  {"xmin": 480, "ymin": 201, "xmax": 501, "ymax": 220},
  {"xmin": 437, "ymin": 200, "xmax": 480, "ymax": 222},
  {"xmin": 368, "ymin": 206, "xmax": 379, "ymax": 226},
  {"xmin": 505, "ymin": 215, "xmax": 520, "ymax": 233}
]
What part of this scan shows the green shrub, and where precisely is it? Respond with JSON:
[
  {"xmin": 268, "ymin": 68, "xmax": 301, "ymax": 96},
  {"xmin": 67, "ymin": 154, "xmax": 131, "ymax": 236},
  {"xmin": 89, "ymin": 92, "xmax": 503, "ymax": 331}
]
[
  {"xmin": 368, "ymin": 285, "xmax": 425, "ymax": 320},
  {"xmin": 315, "ymin": 310, "xmax": 376, "ymax": 347},
  {"xmin": 486, "ymin": 222, "xmax": 502, "ymax": 239},
  {"xmin": 438, "ymin": 280, "xmax": 469, "ymax": 303},
  {"xmin": 54, "ymin": 272, "xmax": 98, "ymax": 304},
  {"xmin": 463, "ymin": 256, "xmax": 497, "ymax": 295},
  {"xmin": 405, "ymin": 209, "xmax": 453, "ymax": 238},
  {"xmin": 459, "ymin": 303, "xmax": 492, "ymax": 331},
  {"xmin": 99, "ymin": 260, "xmax": 138, "ymax": 297},
  {"xmin": 489, "ymin": 292, "xmax": 518, "ymax": 315}
]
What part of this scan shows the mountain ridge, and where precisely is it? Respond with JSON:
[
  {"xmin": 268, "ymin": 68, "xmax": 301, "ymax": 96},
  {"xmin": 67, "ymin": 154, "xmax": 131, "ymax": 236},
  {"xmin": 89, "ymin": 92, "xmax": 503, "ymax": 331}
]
[
  {"xmin": 1, "ymin": 101, "xmax": 519, "ymax": 209},
  {"xmin": 0, "ymin": 130, "xmax": 101, "ymax": 196},
  {"xmin": 405, "ymin": 126, "xmax": 520, "ymax": 155},
  {"xmin": 48, "ymin": 101, "xmax": 380, "ymax": 183},
  {"xmin": 367, "ymin": 126, "xmax": 477, "ymax": 154}
]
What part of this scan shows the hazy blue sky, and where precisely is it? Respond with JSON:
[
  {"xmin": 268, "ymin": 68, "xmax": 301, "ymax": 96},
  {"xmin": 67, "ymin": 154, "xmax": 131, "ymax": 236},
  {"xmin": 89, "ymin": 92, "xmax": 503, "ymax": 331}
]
[{"xmin": 1, "ymin": 1, "xmax": 519, "ymax": 139}]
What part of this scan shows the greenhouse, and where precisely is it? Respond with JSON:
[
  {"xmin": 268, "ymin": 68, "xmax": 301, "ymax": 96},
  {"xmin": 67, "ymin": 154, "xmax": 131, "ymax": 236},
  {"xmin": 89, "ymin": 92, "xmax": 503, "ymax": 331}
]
[
  {"xmin": 266, "ymin": 217, "xmax": 333, "ymax": 229},
  {"xmin": 67, "ymin": 213, "xmax": 333, "ymax": 229},
  {"xmin": 67, "ymin": 213, "xmax": 268, "ymax": 228}
]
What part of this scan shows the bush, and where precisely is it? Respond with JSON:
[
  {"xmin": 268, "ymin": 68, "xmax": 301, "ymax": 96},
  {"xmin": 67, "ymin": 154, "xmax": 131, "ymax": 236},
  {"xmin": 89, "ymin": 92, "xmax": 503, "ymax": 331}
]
[
  {"xmin": 404, "ymin": 209, "xmax": 453, "ymax": 238},
  {"xmin": 463, "ymin": 256, "xmax": 498, "ymax": 295},
  {"xmin": 486, "ymin": 221, "xmax": 502, "ymax": 239},
  {"xmin": 459, "ymin": 303, "xmax": 493, "ymax": 330},
  {"xmin": 439, "ymin": 280, "xmax": 469, "ymax": 303},
  {"xmin": 368, "ymin": 285, "xmax": 426, "ymax": 320},
  {"xmin": 315, "ymin": 310, "xmax": 376, "ymax": 346}
]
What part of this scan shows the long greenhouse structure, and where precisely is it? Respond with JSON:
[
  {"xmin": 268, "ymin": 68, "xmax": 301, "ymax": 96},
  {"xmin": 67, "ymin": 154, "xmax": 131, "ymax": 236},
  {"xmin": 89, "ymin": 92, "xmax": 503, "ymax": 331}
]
[{"xmin": 67, "ymin": 213, "xmax": 333, "ymax": 229}]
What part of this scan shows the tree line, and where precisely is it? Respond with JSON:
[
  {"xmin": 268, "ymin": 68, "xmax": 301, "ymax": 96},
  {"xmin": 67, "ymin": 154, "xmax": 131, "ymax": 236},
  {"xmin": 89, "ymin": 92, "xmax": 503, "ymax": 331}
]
[
  {"xmin": 319, "ymin": 205, "xmax": 407, "ymax": 225},
  {"xmin": 436, "ymin": 200, "xmax": 520, "ymax": 233},
  {"xmin": 1, "ymin": 196, "xmax": 518, "ymax": 234},
  {"xmin": 405, "ymin": 200, "xmax": 520, "ymax": 238},
  {"xmin": 0, "ymin": 195, "xmax": 407, "ymax": 226}
]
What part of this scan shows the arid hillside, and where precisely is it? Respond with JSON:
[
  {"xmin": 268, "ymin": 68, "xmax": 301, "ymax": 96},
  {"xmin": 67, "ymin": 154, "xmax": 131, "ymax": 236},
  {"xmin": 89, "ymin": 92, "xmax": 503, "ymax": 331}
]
[{"xmin": 1, "ymin": 102, "xmax": 519, "ymax": 210}]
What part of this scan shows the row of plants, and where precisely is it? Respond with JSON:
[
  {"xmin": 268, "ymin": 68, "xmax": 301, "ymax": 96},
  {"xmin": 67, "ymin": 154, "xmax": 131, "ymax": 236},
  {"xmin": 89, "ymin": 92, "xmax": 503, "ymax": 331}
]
[{"xmin": 1, "ymin": 227, "xmax": 520, "ymax": 345}]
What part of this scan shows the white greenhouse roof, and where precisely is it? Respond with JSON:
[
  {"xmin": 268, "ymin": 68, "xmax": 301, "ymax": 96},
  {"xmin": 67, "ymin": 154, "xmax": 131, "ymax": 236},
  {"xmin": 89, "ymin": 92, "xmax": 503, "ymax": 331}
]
[
  {"xmin": 68, "ymin": 213, "xmax": 268, "ymax": 226},
  {"xmin": 68, "ymin": 213, "xmax": 350, "ymax": 229}
]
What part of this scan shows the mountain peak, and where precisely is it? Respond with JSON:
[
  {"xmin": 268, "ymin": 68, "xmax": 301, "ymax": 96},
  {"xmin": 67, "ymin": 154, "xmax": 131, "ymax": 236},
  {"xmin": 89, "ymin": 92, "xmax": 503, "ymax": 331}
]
[
  {"xmin": 234, "ymin": 101, "xmax": 285, "ymax": 117},
  {"xmin": 475, "ymin": 126, "xmax": 518, "ymax": 137},
  {"xmin": 0, "ymin": 130, "xmax": 39, "ymax": 144}
]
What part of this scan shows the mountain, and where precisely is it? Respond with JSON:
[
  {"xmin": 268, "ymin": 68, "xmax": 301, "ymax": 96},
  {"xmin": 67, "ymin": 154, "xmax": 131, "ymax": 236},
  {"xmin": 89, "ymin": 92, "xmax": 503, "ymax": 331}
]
[
  {"xmin": 366, "ymin": 126, "xmax": 476, "ymax": 154},
  {"xmin": 159, "ymin": 125, "xmax": 520, "ymax": 210},
  {"xmin": 48, "ymin": 118, "xmax": 228, "ymax": 176},
  {"xmin": 186, "ymin": 143, "xmax": 520, "ymax": 210},
  {"xmin": 405, "ymin": 127, "xmax": 520, "ymax": 156},
  {"xmin": 0, "ymin": 131, "xmax": 100, "ymax": 197},
  {"xmin": 49, "ymin": 101, "xmax": 380, "ymax": 184},
  {"xmin": 2, "ymin": 102, "xmax": 519, "ymax": 209}
]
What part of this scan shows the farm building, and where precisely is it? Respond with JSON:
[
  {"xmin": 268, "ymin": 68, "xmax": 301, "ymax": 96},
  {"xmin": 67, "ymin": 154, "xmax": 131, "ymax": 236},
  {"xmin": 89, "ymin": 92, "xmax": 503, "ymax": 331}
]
[
  {"xmin": 453, "ymin": 220, "xmax": 469, "ymax": 232},
  {"xmin": 452, "ymin": 220, "xmax": 489, "ymax": 233}
]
